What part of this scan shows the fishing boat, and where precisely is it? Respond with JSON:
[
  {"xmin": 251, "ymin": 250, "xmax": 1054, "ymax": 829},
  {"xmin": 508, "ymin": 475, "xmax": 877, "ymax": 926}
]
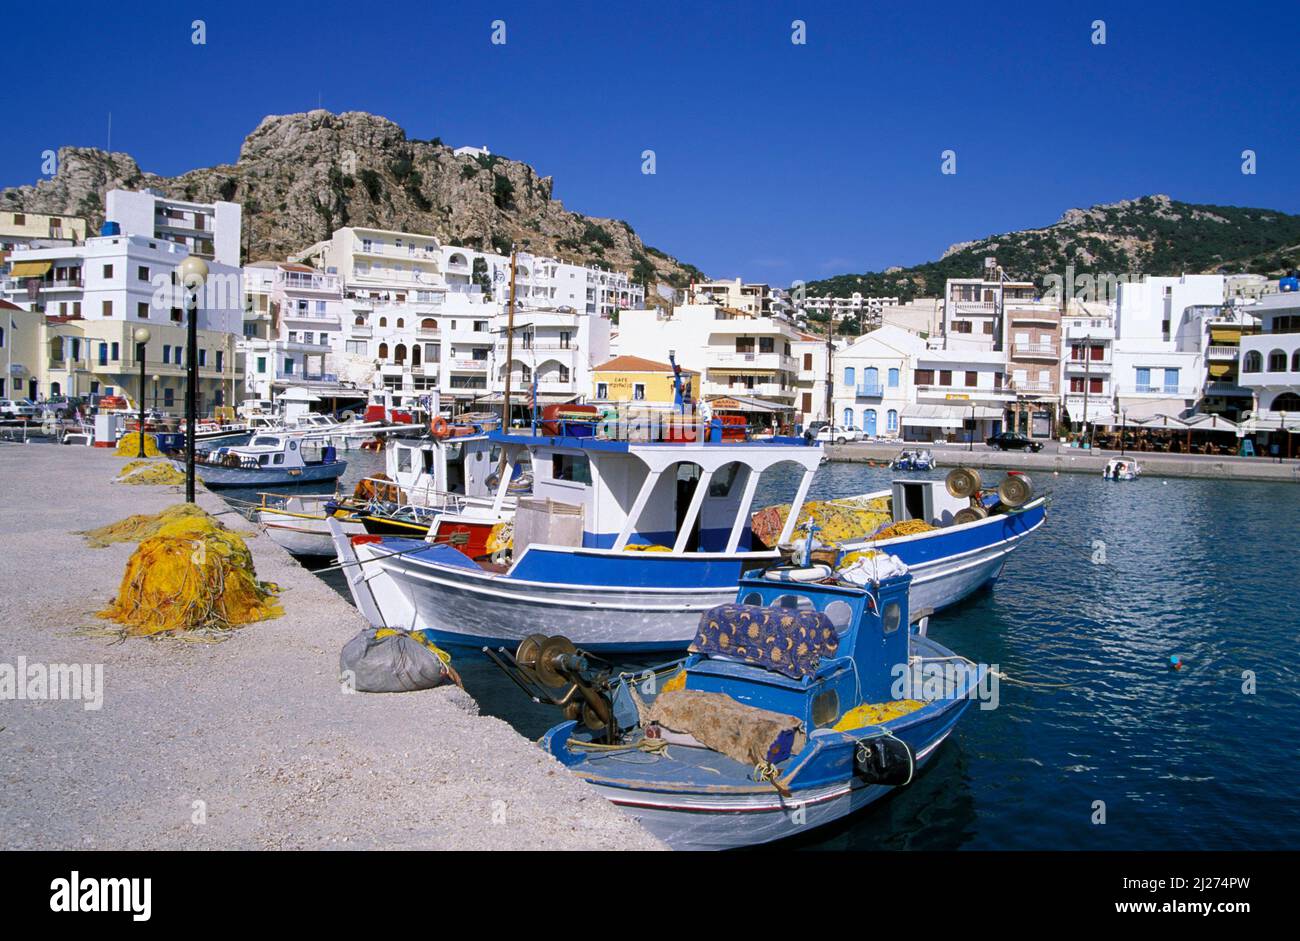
[
  {"xmin": 255, "ymin": 492, "xmax": 366, "ymax": 558},
  {"xmin": 186, "ymin": 434, "xmax": 347, "ymax": 488},
  {"xmin": 330, "ymin": 410, "xmax": 1045, "ymax": 651},
  {"xmin": 892, "ymin": 448, "xmax": 935, "ymax": 471},
  {"xmin": 1102, "ymin": 458, "xmax": 1141, "ymax": 481},
  {"xmin": 487, "ymin": 556, "xmax": 982, "ymax": 850}
]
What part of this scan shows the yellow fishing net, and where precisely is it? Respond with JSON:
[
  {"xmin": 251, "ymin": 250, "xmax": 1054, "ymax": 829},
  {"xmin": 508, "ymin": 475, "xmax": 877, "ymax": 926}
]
[
  {"xmin": 114, "ymin": 432, "xmax": 161, "ymax": 457},
  {"xmin": 374, "ymin": 628, "xmax": 453, "ymax": 665},
  {"xmin": 80, "ymin": 503, "xmax": 209, "ymax": 548},
  {"xmin": 832, "ymin": 699, "xmax": 926, "ymax": 732},
  {"xmin": 873, "ymin": 519, "xmax": 936, "ymax": 540},
  {"xmin": 751, "ymin": 496, "xmax": 893, "ymax": 548},
  {"xmin": 623, "ymin": 543, "xmax": 671, "ymax": 552},
  {"xmin": 99, "ymin": 510, "xmax": 282, "ymax": 636},
  {"xmin": 114, "ymin": 460, "xmax": 186, "ymax": 486},
  {"xmin": 486, "ymin": 520, "xmax": 514, "ymax": 554}
]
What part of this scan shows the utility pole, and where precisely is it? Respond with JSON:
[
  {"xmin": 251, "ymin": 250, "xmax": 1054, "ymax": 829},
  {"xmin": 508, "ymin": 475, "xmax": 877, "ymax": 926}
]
[
  {"xmin": 1082, "ymin": 333, "xmax": 1092, "ymax": 449},
  {"xmin": 500, "ymin": 249, "xmax": 518, "ymax": 433},
  {"xmin": 824, "ymin": 314, "xmax": 834, "ymax": 424}
]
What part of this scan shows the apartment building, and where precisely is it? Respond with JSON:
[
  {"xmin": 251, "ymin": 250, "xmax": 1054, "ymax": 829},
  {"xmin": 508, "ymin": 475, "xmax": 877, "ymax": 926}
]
[
  {"xmin": 831, "ymin": 325, "xmax": 926, "ymax": 438},
  {"xmin": 1060, "ymin": 304, "xmax": 1117, "ymax": 427},
  {"xmin": 0, "ymin": 210, "xmax": 85, "ymax": 278},
  {"xmin": 489, "ymin": 307, "xmax": 611, "ymax": 410},
  {"xmin": 907, "ymin": 348, "xmax": 1009, "ymax": 442},
  {"xmin": 616, "ymin": 303, "xmax": 801, "ymax": 411},
  {"xmin": 240, "ymin": 261, "xmax": 350, "ymax": 402},
  {"xmin": 1111, "ymin": 275, "xmax": 1219, "ymax": 419},
  {"xmin": 795, "ymin": 293, "xmax": 899, "ymax": 331},
  {"xmin": 791, "ymin": 331, "xmax": 834, "ymax": 426},
  {"xmin": 688, "ymin": 279, "xmax": 777, "ymax": 317},
  {"xmin": 1004, "ymin": 296, "xmax": 1063, "ymax": 437},
  {"xmin": 1238, "ymin": 290, "xmax": 1300, "ymax": 451},
  {"xmin": 940, "ymin": 259, "xmax": 1038, "ymax": 352},
  {"xmin": 105, "ymin": 189, "xmax": 241, "ymax": 267},
  {"xmin": 1174, "ymin": 301, "xmax": 1259, "ymax": 421}
]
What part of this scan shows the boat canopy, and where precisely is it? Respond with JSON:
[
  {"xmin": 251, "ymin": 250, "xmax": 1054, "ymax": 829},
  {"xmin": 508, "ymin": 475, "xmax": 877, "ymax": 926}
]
[{"xmin": 488, "ymin": 430, "xmax": 823, "ymax": 554}]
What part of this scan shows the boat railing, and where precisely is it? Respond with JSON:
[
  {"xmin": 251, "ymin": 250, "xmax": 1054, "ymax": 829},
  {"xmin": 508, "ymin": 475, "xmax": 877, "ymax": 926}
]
[{"xmin": 355, "ymin": 475, "xmax": 501, "ymax": 518}]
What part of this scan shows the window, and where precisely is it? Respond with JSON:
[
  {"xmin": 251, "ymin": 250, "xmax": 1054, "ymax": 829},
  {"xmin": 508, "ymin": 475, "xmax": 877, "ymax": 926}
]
[
  {"xmin": 111, "ymin": 342, "xmax": 120, "ymax": 360},
  {"xmin": 284, "ymin": 358, "xmax": 294, "ymax": 375},
  {"xmin": 596, "ymin": 382, "xmax": 608, "ymax": 399},
  {"xmin": 633, "ymin": 383, "xmax": 645, "ymax": 400},
  {"xmin": 346, "ymin": 340, "xmax": 367, "ymax": 355},
  {"xmin": 421, "ymin": 318, "xmax": 437, "ymax": 330},
  {"xmin": 888, "ymin": 368, "xmax": 899, "ymax": 387},
  {"xmin": 803, "ymin": 352, "xmax": 813, "ymax": 370},
  {"xmin": 914, "ymin": 369, "xmax": 934, "ymax": 385},
  {"xmin": 198, "ymin": 349, "xmax": 207, "ymax": 367},
  {"xmin": 162, "ymin": 345, "xmax": 171, "ymax": 364},
  {"xmin": 137, "ymin": 266, "xmax": 149, "ymax": 281},
  {"xmin": 256, "ymin": 356, "xmax": 266, "ymax": 374},
  {"xmin": 1163, "ymin": 368, "xmax": 1179, "ymax": 392},
  {"xmin": 102, "ymin": 300, "xmax": 113, "ymax": 317},
  {"xmin": 378, "ymin": 342, "xmax": 389, "ymax": 359},
  {"xmin": 102, "ymin": 264, "xmax": 113, "ymax": 279},
  {"xmin": 396, "ymin": 318, "xmax": 404, "ymax": 328},
  {"xmin": 938, "ymin": 370, "xmax": 952, "ymax": 386},
  {"xmin": 379, "ymin": 317, "xmax": 387, "ymax": 327},
  {"xmin": 842, "ymin": 407, "xmax": 854, "ymax": 428},
  {"xmin": 1267, "ymin": 349, "xmax": 1287, "ymax": 372},
  {"xmin": 964, "ymin": 370, "xmax": 977, "ymax": 387},
  {"xmin": 709, "ymin": 462, "xmax": 742, "ymax": 497},
  {"xmin": 983, "ymin": 321, "xmax": 994, "ymax": 334},
  {"xmin": 215, "ymin": 351, "xmax": 223, "ymax": 373},
  {"xmin": 882, "ymin": 601, "xmax": 901, "ymax": 634},
  {"xmin": 1243, "ymin": 350, "xmax": 1262, "ymax": 372},
  {"xmin": 98, "ymin": 344, "xmax": 108, "ymax": 366},
  {"xmin": 887, "ymin": 409, "xmax": 898, "ymax": 432},
  {"xmin": 551, "ymin": 453, "xmax": 591, "ymax": 484},
  {"xmin": 171, "ymin": 307, "xmax": 182, "ymax": 322},
  {"xmin": 163, "ymin": 387, "xmax": 174, "ymax": 406},
  {"xmin": 137, "ymin": 302, "xmax": 149, "ymax": 319},
  {"xmin": 843, "ymin": 367, "xmax": 855, "ymax": 385},
  {"xmin": 1292, "ymin": 351, "xmax": 1300, "ymax": 372}
]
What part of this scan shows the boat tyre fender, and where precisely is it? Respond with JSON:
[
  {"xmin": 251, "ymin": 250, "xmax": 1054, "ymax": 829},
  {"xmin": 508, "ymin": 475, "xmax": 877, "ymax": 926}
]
[
  {"xmin": 854, "ymin": 733, "xmax": 914, "ymax": 787},
  {"xmin": 431, "ymin": 417, "xmax": 451, "ymax": 439}
]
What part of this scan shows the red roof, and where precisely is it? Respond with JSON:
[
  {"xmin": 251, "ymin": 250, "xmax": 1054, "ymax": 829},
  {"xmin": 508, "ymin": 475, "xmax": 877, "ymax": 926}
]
[{"xmin": 594, "ymin": 354, "xmax": 697, "ymax": 374}]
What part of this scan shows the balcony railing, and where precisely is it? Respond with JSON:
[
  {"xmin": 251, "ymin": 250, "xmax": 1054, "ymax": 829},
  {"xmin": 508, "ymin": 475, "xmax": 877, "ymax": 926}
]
[
  {"xmin": 1012, "ymin": 342, "xmax": 1058, "ymax": 357},
  {"xmin": 1206, "ymin": 345, "xmax": 1239, "ymax": 360},
  {"xmin": 1133, "ymin": 384, "xmax": 1192, "ymax": 395},
  {"xmin": 855, "ymin": 383, "xmax": 883, "ymax": 397}
]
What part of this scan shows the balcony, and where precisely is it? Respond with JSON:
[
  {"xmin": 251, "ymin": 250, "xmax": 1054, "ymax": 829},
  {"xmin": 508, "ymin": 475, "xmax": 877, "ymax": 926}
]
[
  {"xmin": 1011, "ymin": 341, "xmax": 1058, "ymax": 358},
  {"xmin": 1064, "ymin": 358, "xmax": 1112, "ymax": 372},
  {"xmin": 1063, "ymin": 319, "xmax": 1115, "ymax": 340},
  {"xmin": 1206, "ymin": 345, "xmax": 1239, "ymax": 361},
  {"xmin": 1012, "ymin": 380, "xmax": 1056, "ymax": 394},
  {"xmin": 1131, "ymin": 384, "xmax": 1194, "ymax": 396},
  {"xmin": 855, "ymin": 382, "xmax": 883, "ymax": 398}
]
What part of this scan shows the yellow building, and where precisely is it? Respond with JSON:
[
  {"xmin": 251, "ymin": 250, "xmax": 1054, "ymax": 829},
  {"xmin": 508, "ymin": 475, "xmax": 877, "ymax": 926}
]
[{"xmin": 591, "ymin": 355, "xmax": 699, "ymax": 405}]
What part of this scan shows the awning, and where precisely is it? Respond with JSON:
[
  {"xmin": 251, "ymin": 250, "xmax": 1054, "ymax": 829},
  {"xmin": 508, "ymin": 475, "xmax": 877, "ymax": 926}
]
[
  {"xmin": 1115, "ymin": 397, "xmax": 1190, "ymax": 421},
  {"xmin": 1209, "ymin": 329, "xmax": 1241, "ymax": 343},
  {"xmin": 1182, "ymin": 413, "xmax": 1239, "ymax": 433},
  {"xmin": 9, "ymin": 260, "xmax": 52, "ymax": 278},
  {"xmin": 901, "ymin": 403, "xmax": 1003, "ymax": 428},
  {"xmin": 473, "ymin": 392, "xmax": 579, "ymax": 406},
  {"xmin": 705, "ymin": 394, "xmax": 792, "ymax": 413}
]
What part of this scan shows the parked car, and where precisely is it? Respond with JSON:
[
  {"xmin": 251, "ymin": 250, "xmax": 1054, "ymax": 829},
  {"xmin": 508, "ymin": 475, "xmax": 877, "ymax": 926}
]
[
  {"xmin": 986, "ymin": 431, "xmax": 1044, "ymax": 452},
  {"xmin": 816, "ymin": 425, "xmax": 863, "ymax": 445},
  {"xmin": 0, "ymin": 398, "xmax": 38, "ymax": 420}
]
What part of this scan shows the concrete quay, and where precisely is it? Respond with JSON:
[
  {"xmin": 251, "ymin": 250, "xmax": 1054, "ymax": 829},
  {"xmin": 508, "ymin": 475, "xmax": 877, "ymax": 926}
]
[{"xmin": 0, "ymin": 443, "xmax": 663, "ymax": 850}]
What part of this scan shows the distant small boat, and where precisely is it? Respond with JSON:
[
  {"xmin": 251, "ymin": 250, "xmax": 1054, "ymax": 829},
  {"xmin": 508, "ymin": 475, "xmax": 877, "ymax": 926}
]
[
  {"xmin": 184, "ymin": 434, "xmax": 347, "ymax": 488},
  {"xmin": 892, "ymin": 448, "xmax": 935, "ymax": 471},
  {"xmin": 1102, "ymin": 458, "xmax": 1141, "ymax": 481}
]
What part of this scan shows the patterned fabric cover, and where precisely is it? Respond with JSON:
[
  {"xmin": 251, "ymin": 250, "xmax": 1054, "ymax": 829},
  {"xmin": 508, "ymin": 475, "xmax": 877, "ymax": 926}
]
[{"xmin": 690, "ymin": 604, "xmax": 839, "ymax": 679}]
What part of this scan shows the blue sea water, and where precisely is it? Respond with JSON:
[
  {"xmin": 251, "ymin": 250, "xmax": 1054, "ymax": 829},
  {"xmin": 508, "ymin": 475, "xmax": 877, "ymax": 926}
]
[{"xmin": 228, "ymin": 450, "xmax": 1300, "ymax": 850}]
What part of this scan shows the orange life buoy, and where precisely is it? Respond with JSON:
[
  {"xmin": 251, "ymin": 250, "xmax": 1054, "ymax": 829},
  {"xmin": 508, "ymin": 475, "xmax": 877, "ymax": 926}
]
[{"xmin": 431, "ymin": 417, "xmax": 451, "ymax": 439}]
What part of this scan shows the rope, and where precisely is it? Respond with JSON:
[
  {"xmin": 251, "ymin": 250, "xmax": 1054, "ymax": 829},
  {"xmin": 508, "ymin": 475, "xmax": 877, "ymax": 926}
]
[{"xmin": 753, "ymin": 760, "xmax": 792, "ymax": 798}]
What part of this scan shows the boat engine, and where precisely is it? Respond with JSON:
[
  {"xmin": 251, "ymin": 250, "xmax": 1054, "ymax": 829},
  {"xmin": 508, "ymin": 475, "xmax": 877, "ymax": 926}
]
[
  {"xmin": 854, "ymin": 734, "xmax": 915, "ymax": 786},
  {"xmin": 484, "ymin": 634, "xmax": 644, "ymax": 743}
]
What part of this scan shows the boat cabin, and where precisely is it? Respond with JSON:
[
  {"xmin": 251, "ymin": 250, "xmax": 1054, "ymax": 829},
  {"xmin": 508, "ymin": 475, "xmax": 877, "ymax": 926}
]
[
  {"xmin": 384, "ymin": 433, "xmax": 523, "ymax": 502},
  {"xmin": 206, "ymin": 434, "xmax": 337, "ymax": 470},
  {"xmin": 489, "ymin": 431, "xmax": 823, "ymax": 557}
]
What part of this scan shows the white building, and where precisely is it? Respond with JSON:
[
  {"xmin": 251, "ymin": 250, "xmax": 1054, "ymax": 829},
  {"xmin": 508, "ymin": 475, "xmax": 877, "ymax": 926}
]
[
  {"xmin": 791, "ymin": 331, "xmax": 835, "ymax": 426},
  {"xmin": 907, "ymin": 348, "xmax": 1010, "ymax": 442},
  {"xmin": 688, "ymin": 279, "xmax": 777, "ymax": 317},
  {"xmin": 796, "ymin": 293, "xmax": 899, "ymax": 331},
  {"xmin": 105, "ymin": 188, "xmax": 242, "ymax": 268},
  {"xmin": 488, "ymin": 308, "xmax": 611, "ymax": 410},
  {"xmin": 1239, "ymin": 290, "xmax": 1300, "ymax": 450},
  {"xmin": 1111, "ymin": 275, "xmax": 1221, "ymax": 419},
  {"xmin": 239, "ymin": 262, "xmax": 349, "ymax": 402},
  {"xmin": 1060, "ymin": 304, "xmax": 1117, "ymax": 426},
  {"xmin": 831, "ymin": 325, "xmax": 927, "ymax": 438}
]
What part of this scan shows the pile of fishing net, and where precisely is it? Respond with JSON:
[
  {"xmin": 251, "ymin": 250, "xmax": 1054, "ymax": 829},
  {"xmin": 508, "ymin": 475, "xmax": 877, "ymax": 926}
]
[
  {"xmin": 872, "ymin": 519, "xmax": 936, "ymax": 540},
  {"xmin": 114, "ymin": 459, "xmax": 185, "ymax": 486},
  {"xmin": 750, "ymin": 496, "xmax": 893, "ymax": 549},
  {"xmin": 114, "ymin": 432, "xmax": 161, "ymax": 457},
  {"xmin": 99, "ymin": 507, "xmax": 282, "ymax": 636},
  {"xmin": 80, "ymin": 503, "xmax": 209, "ymax": 548},
  {"xmin": 832, "ymin": 699, "xmax": 925, "ymax": 732}
]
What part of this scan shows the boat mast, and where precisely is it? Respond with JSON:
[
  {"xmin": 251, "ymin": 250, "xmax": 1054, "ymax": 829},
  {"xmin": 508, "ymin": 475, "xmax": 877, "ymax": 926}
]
[{"xmin": 501, "ymin": 248, "xmax": 518, "ymax": 433}]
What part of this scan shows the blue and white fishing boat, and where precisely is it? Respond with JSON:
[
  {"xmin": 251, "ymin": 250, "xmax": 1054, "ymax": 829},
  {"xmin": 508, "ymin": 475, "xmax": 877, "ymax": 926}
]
[
  {"xmin": 488, "ymin": 556, "xmax": 983, "ymax": 850},
  {"xmin": 185, "ymin": 433, "xmax": 347, "ymax": 488},
  {"xmin": 329, "ymin": 418, "xmax": 1046, "ymax": 651},
  {"xmin": 891, "ymin": 448, "xmax": 935, "ymax": 471}
]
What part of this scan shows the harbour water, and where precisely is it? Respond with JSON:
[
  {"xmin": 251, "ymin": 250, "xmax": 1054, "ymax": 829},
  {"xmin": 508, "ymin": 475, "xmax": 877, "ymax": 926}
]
[{"xmin": 222, "ymin": 449, "xmax": 1300, "ymax": 850}]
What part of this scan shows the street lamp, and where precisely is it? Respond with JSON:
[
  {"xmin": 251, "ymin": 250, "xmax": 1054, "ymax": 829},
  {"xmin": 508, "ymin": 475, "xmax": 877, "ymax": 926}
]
[
  {"xmin": 178, "ymin": 256, "xmax": 209, "ymax": 503},
  {"xmin": 152, "ymin": 374, "xmax": 161, "ymax": 413},
  {"xmin": 133, "ymin": 326, "xmax": 151, "ymax": 457}
]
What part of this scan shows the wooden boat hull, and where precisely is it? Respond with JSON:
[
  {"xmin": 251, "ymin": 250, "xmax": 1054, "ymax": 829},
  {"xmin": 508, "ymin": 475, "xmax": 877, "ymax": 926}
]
[{"xmin": 257, "ymin": 497, "xmax": 366, "ymax": 557}]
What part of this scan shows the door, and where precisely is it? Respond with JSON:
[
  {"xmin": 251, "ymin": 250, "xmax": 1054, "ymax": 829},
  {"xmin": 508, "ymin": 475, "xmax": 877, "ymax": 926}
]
[
  {"xmin": 674, "ymin": 464, "xmax": 702, "ymax": 553},
  {"xmin": 864, "ymin": 409, "xmax": 877, "ymax": 436}
]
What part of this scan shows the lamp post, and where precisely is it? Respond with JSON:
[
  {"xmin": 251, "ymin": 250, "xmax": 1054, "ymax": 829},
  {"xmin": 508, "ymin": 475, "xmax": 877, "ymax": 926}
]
[
  {"xmin": 152, "ymin": 374, "xmax": 160, "ymax": 413},
  {"xmin": 1120, "ymin": 409, "xmax": 1127, "ymax": 455},
  {"xmin": 133, "ymin": 327, "xmax": 151, "ymax": 457},
  {"xmin": 968, "ymin": 402, "xmax": 975, "ymax": 452},
  {"xmin": 178, "ymin": 256, "xmax": 209, "ymax": 503}
]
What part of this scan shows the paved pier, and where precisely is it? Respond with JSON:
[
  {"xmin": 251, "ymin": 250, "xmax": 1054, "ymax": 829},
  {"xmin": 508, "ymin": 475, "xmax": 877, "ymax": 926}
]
[
  {"xmin": 0, "ymin": 443, "xmax": 663, "ymax": 850},
  {"xmin": 828, "ymin": 441, "xmax": 1300, "ymax": 482}
]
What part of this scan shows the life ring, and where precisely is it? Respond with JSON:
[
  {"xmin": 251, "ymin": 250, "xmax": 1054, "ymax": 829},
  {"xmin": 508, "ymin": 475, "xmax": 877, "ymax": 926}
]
[{"xmin": 431, "ymin": 417, "xmax": 451, "ymax": 439}]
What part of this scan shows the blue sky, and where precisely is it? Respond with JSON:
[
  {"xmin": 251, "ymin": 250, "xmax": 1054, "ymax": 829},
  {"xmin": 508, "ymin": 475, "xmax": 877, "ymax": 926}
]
[{"xmin": 2, "ymin": 0, "xmax": 1296, "ymax": 285}]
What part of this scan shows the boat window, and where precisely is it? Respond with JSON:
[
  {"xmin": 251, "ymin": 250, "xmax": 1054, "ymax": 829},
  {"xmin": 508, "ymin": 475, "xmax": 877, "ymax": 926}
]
[
  {"xmin": 251, "ymin": 436, "xmax": 278, "ymax": 447},
  {"xmin": 775, "ymin": 594, "xmax": 814, "ymax": 611},
  {"xmin": 708, "ymin": 461, "xmax": 741, "ymax": 497},
  {"xmin": 552, "ymin": 453, "xmax": 591, "ymax": 484},
  {"xmin": 274, "ymin": 454, "xmax": 284, "ymax": 465},
  {"xmin": 824, "ymin": 600, "xmax": 854, "ymax": 636},
  {"xmin": 397, "ymin": 449, "xmax": 412, "ymax": 473},
  {"xmin": 742, "ymin": 591, "xmax": 763, "ymax": 605},
  {"xmin": 289, "ymin": 440, "xmax": 298, "ymax": 451},
  {"xmin": 812, "ymin": 689, "xmax": 840, "ymax": 728},
  {"xmin": 882, "ymin": 601, "xmax": 901, "ymax": 634},
  {"xmin": 258, "ymin": 455, "xmax": 269, "ymax": 466}
]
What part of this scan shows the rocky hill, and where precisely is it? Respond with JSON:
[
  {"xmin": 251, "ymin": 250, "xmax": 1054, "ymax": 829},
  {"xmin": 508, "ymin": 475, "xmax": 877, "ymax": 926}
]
[
  {"xmin": 0, "ymin": 110, "xmax": 704, "ymax": 288},
  {"xmin": 803, "ymin": 194, "xmax": 1300, "ymax": 302}
]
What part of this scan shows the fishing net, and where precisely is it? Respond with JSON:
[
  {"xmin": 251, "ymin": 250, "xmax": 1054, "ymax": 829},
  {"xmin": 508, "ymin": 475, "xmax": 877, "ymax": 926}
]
[
  {"xmin": 114, "ymin": 432, "xmax": 161, "ymax": 457},
  {"xmin": 114, "ymin": 460, "xmax": 186, "ymax": 486},
  {"xmin": 750, "ymin": 496, "xmax": 893, "ymax": 548},
  {"xmin": 873, "ymin": 519, "xmax": 936, "ymax": 540},
  {"xmin": 486, "ymin": 520, "xmax": 514, "ymax": 554},
  {"xmin": 80, "ymin": 503, "xmax": 209, "ymax": 548},
  {"xmin": 832, "ymin": 699, "xmax": 925, "ymax": 732},
  {"xmin": 99, "ymin": 510, "xmax": 282, "ymax": 636}
]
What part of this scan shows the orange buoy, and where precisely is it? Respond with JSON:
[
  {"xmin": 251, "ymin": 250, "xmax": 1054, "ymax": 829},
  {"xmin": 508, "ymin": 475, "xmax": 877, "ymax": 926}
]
[{"xmin": 431, "ymin": 417, "xmax": 451, "ymax": 439}]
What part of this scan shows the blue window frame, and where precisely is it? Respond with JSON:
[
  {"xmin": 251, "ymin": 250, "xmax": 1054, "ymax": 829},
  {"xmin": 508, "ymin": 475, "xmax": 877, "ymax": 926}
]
[
  {"xmin": 888, "ymin": 367, "xmax": 899, "ymax": 387},
  {"xmin": 887, "ymin": 409, "xmax": 898, "ymax": 432},
  {"xmin": 842, "ymin": 407, "xmax": 854, "ymax": 428},
  {"xmin": 843, "ymin": 367, "xmax": 855, "ymax": 386}
]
